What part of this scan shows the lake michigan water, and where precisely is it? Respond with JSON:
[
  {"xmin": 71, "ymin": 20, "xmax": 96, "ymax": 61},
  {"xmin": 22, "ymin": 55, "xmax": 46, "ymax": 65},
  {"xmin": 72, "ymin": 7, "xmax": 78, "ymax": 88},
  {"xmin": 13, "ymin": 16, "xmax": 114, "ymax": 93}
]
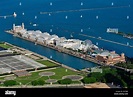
[{"xmin": 0, "ymin": 0, "xmax": 133, "ymax": 69}]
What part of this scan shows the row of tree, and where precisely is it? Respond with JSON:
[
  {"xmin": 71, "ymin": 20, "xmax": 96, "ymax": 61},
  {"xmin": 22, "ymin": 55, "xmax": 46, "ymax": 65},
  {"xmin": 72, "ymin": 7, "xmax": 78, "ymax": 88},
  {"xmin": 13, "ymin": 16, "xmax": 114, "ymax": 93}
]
[
  {"xmin": 81, "ymin": 67, "xmax": 132, "ymax": 88},
  {"xmin": 116, "ymin": 62, "xmax": 133, "ymax": 69}
]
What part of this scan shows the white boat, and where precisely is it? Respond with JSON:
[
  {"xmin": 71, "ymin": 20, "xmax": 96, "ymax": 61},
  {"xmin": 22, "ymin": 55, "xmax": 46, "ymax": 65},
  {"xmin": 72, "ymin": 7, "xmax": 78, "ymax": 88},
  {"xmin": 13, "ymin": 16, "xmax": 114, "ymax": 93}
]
[
  {"xmin": 65, "ymin": 16, "xmax": 68, "ymax": 19},
  {"xmin": 127, "ymin": 16, "xmax": 129, "ymax": 19},
  {"xmin": 70, "ymin": 34, "xmax": 73, "ymax": 38},
  {"xmin": 35, "ymin": 16, "xmax": 37, "ymax": 19},
  {"xmin": 96, "ymin": 16, "xmax": 99, "ymax": 19},
  {"xmin": 50, "ymin": 29, "xmax": 52, "ymax": 32},
  {"xmin": 81, "ymin": 2, "xmax": 83, "ymax": 6},
  {"xmin": 50, "ymin": 2, "xmax": 52, "ymax": 6},
  {"xmin": 4, "ymin": 16, "xmax": 6, "ymax": 19},
  {"xmin": 111, "ymin": 2, "xmax": 114, "ymax": 6},
  {"xmin": 98, "ymin": 37, "xmax": 101, "ymax": 39},
  {"xmin": 49, "ymin": 13, "xmax": 51, "ymax": 16},
  {"xmin": 81, "ymin": 29, "xmax": 83, "ymax": 32},
  {"xmin": 96, "ymin": 42, "xmax": 98, "ymax": 45},
  {"xmin": 127, "ymin": 42, "xmax": 129, "ymax": 46},
  {"xmin": 107, "ymin": 28, "xmax": 118, "ymax": 33},
  {"xmin": 50, "ymin": 55, "xmax": 52, "ymax": 58},
  {"xmin": 13, "ymin": 12, "xmax": 17, "ymax": 17},
  {"xmin": 19, "ymin": 2, "xmax": 22, "ymax": 6},
  {"xmin": 33, "ymin": 24, "xmax": 37, "ymax": 26}
]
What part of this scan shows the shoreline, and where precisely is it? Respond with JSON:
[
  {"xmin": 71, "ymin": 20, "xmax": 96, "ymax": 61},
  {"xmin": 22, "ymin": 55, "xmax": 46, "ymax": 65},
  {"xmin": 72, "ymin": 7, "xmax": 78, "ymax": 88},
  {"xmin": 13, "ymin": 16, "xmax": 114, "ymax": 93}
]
[{"xmin": 3, "ymin": 41, "xmax": 79, "ymax": 72}]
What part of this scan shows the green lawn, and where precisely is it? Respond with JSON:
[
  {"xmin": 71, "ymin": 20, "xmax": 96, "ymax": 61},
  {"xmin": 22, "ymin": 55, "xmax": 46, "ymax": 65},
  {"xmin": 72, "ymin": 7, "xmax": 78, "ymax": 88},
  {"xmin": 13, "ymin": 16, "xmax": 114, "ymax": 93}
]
[
  {"xmin": 36, "ymin": 60, "xmax": 58, "ymax": 67},
  {"xmin": 0, "ymin": 67, "xmax": 84, "ymax": 86},
  {"xmin": 0, "ymin": 43, "xmax": 12, "ymax": 49},
  {"xmin": 48, "ymin": 67, "xmax": 78, "ymax": 79},
  {"xmin": 13, "ymin": 67, "xmax": 83, "ymax": 85}
]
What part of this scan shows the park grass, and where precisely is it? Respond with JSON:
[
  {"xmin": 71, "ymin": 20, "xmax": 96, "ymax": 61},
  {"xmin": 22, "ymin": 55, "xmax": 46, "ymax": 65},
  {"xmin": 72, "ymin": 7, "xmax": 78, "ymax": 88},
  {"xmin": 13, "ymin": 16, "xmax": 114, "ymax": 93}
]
[
  {"xmin": 0, "ymin": 43, "xmax": 12, "ymax": 49},
  {"xmin": 36, "ymin": 60, "xmax": 58, "ymax": 67},
  {"xmin": 13, "ymin": 67, "xmax": 82, "ymax": 85},
  {"xmin": 0, "ymin": 67, "xmax": 84, "ymax": 85},
  {"xmin": 48, "ymin": 67, "xmax": 78, "ymax": 80}
]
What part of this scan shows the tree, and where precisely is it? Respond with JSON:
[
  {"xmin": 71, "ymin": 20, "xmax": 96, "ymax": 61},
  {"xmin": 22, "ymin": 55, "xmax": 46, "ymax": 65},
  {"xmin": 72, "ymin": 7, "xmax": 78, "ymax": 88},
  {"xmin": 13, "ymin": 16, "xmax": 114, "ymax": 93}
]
[
  {"xmin": 4, "ymin": 80, "xmax": 17, "ymax": 86},
  {"xmin": 121, "ymin": 80, "xmax": 127, "ymax": 88},
  {"xmin": 31, "ymin": 80, "xmax": 45, "ymax": 86},
  {"xmin": 90, "ymin": 72, "xmax": 103, "ymax": 82},
  {"xmin": 37, "ymin": 80, "xmax": 45, "ymax": 85},
  {"xmin": 31, "ymin": 80, "xmax": 38, "ymax": 86},
  {"xmin": 104, "ymin": 73, "xmax": 115, "ymax": 83},
  {"xmin": 101, "ymin": 77, "xmax": 106, "ymax": 83},
  {"xmin": 82, "ymin": 77, "xmax": 96, "ymax": 84},
  {"xmin": 58, "ymin": 78, "xmax": 72, "ymax": 87}
]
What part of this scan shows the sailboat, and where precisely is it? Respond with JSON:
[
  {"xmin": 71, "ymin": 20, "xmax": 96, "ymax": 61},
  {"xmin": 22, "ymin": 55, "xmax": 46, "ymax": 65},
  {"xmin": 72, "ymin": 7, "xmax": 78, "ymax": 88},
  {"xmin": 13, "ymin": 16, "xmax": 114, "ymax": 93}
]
[
  {"xmin": 127, "ymin": 42, "xmax": 129, "ymax": 46},
  {"xmin": 70, "ymin": 33, "xmax": 73, "ymax": 38},
  {"xmin": 22, "ymin": 12, "xmax": 25, "ymax": 15},
  {"xmin": 127, "ymin": 16, "xmax": 129, "ymax": 19},
  {"xmin": 65, "ymin": 16, "xmax": 68, "ymax": 19},
  {"xmin": 50, "ymin": 2, "xmax": 52, "ymax": 6},
  {"xmin": 96, "ymin": 42, "xmax": 98, "ymax": 45},
  {"xmin": 81, "ymin": 2, "xmax": 83, "ymax": 6},
  {"xmin": 35, "ymin": 16, "xmax": 37, "ymax": 19},
  {"xmin": 19, "ymin": 2, "xmax": 22, "ymax": 6},
  {"xmin": 111, "ymin": 2, "xmax": 114, "ymax": 6},
  {"xmin": 50, "ymin": 55, "xmax": 52, "ymax": 58}
]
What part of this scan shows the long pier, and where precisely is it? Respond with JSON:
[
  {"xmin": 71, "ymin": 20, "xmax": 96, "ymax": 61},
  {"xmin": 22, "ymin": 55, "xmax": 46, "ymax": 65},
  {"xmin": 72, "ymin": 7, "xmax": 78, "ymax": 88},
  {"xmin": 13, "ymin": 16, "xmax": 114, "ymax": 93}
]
[
  {"xmin": 79, "ymin": 33, "xmax": 133, "ymax": 48},
  {"xmin": 5, "ymin": 30, "xmax": 107, "ymax": 66}
]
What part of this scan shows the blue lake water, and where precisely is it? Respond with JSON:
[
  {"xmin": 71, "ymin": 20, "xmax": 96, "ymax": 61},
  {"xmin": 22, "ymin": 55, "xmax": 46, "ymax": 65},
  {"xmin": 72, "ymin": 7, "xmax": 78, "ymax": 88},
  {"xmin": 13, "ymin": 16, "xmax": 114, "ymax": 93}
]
[{"xmin": 0, "ymin": 0, "xmax": 133, "ymax": 69}]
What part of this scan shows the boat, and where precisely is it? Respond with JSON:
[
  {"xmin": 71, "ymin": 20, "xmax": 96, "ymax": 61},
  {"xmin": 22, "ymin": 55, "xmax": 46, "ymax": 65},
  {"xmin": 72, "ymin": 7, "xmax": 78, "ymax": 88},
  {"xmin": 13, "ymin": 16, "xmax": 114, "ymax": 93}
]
[
  {"xmin": 81, "ymin": 29, "xmax": 83, "ymax": 32},
  {"xmin": 98, "ymin": 36, "xmax": 102, "ymax": 39},
  {"xmin": 50, "ymin": 29, "xmax": 52, "ymax": 32},
  {"xmin": 81, "ymin": 2, "xmax": 83, "ymax": 6},
  {"xmin": 19, "ymin": 2, "xmax": 22, "ymax": 6},
  {"xmin": 107, "ymin": 28, "xmax": 118, "ymax": 33},
  {"xmin": 127, "ymin": 16, "xmax": 129, "ymax": 19},
  {"xmin": 127, "ymin": 42, "xmax": 129, "ymax": 46},
  {"xmin": 111, "ymin": 2, "xmax": 114, "ymax": 6},
  {"xmin": 50, "ymin": 2, "xmax": 52, "ymax": 6},
  {"xmin": 96, "ymin": 16, "xmax": 99, "ymax": 19},
  {"xmin": 50, "ymin": 55, "xmax": 52, "ymax": 58},
  {"xmin": 35, "ymin": 16, "xmax": 37, "ymax": 19},
  {"xmin": 65, "ymin": 16, "xmax": 68, "ymax": 19},
  {"xmin": 22, "ymin": 12, "xmax": 25, "ymax": 15},
  {"xmin": 33, "ymin": 24, "xmax": 37, "ymax": 26},
  {"xmin": 96, "ymin": 42, "xmax": 98, "ymax": 45},
  {"xmin": 4, "ymin": 16, "xmax": 6, "ymax": 19},
  {"xmin": 70, "ymin": 34, "xmax": 73, "ymax": 38},
  {"xmin": 49, "ymin": 13, "xmax": 51, "ymax": 16},
  {"xmin": 13, "ymin": 12, "xmax": 17, "ymax": 17}
]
